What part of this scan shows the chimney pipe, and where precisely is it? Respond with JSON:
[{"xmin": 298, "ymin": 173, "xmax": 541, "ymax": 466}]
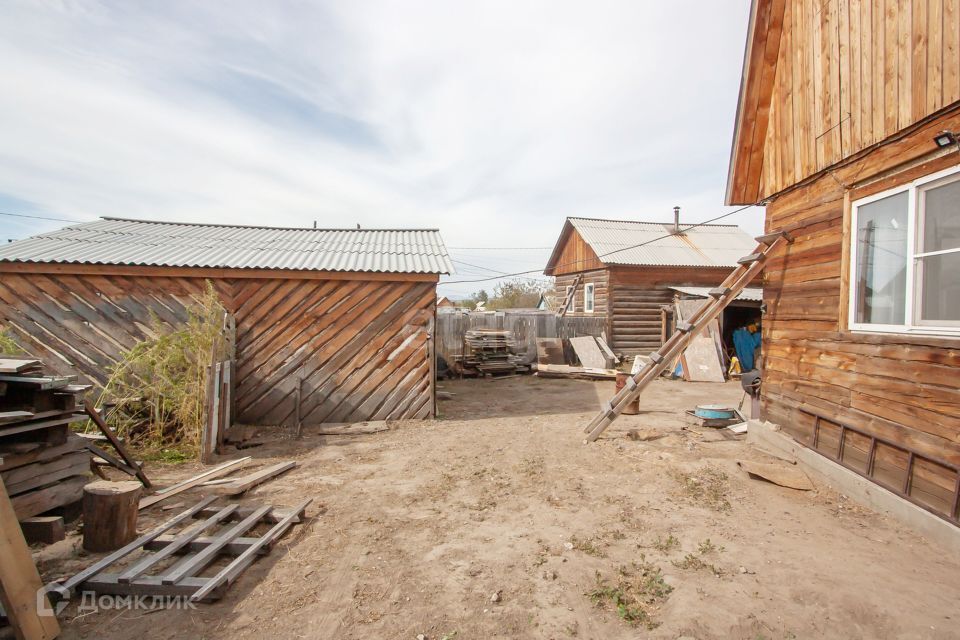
[{"xmin": 673, "ymin": 206, "xmax": 680, "ymax": 234}]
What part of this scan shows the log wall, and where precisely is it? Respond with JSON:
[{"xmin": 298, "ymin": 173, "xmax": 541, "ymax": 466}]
[
  {"xmin": 0, "ymin": 267, "xmax": 436, "ymax": 426},
  {"xmin": 554, "ymin": 270, "xmax": 609, "ymax": 320},
  {"xmin": 761, "ymin": 112, "xmax": 960, "ymax": 518},
  {"xmin": 609, "ymin": 267, "xmax": 751, "ymax": 357}
]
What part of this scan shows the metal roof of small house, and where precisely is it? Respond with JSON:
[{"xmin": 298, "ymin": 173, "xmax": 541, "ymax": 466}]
[
  {"xmin": 544, "ymin": 217, "xmax": 757, "ymax": 273},
  {"xmin": 0, "ymin": 217, "xmax": 453, "ymax": 274}
]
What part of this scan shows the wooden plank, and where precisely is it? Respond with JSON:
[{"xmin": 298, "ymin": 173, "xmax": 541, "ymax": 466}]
[
  {"xmin": 161, "ymin": 506, "xmax": 271, "ymax": 585},
  {"xmin": 569, "ymin": 336, "xmax": 610, "ymax": 369},
  {"xmin": 10, "ymin": 475, "xmax": 87, "ymax": 520},
  {"xmin": 139, "ymin": 457, "xmax": 251, "ymax": 510},
  {"xmin": 117, "ymin": 504, "xmax": 240, "ymax": 584},
  {"xmin": 0, "ymin": 436, "xmax": 86, "ymax": 472},
  {"xmin": 679, "ymin": 334, "xmax": 726, "ymax": 383},
  {"xmin": 0, "ymin": 412, "xmax": 85, "ymax": 439},
  {"xmin": 0, "ymin": 411, "xmax": 35, "ymax": 424},
  {"xmin": 737, "ymin": 459, "xmax": 816, "ymax": 490},
  {"xmin": 0, "ymin": 375, "xmax": 75, "ymax": 389},
  {"xmin": 927, "ymin": 0, "xmax": 944, "ymax": 114},
  {"xmin": 84, "ymin": 400, "xmax": 151, "ymax": 489},
  {"xmin": 4, "ymin": 452, "xmax": 90, "ymax": 497},
  {"xmin": 312, "ymin": 423, "xmax": 388, "ymax": 436},
  {"xmin": 84, "ymin": 442, "xmax": 138, "ymax": 478},
  {"xmin": 911, "ymin": 0, "xmax": 928, "ymax": 122},
  {"xmin": 945, "ymin": 0, "xmax": 960, "ymax": 103},
  {"xmin": 190, "ymin": 499, "xmax": 311, "ymax": 602},
  {"xmin": 191, "ymin": 504, "xmax": 302, "ymax": 525},
  {"xmin": 0, "ymin": 359, "xmax": 42, "ymax": 374},
  {"xmin": 212, "ymin": 461, "xmax": 297, "ymax": 496},
  {"xmin": 0, "ymin": 477, "xmax": 60, "ymax": 640}
]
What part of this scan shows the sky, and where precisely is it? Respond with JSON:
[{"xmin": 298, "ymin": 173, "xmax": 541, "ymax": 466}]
[{"xmin": 0, "ymin": 0, "xmax": 761, "ymax": 299}]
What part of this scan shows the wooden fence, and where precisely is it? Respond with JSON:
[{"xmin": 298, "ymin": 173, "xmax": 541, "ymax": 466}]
[{"xmin": 436, "ymin": 311, "xmax": 607, "ymax": 366}]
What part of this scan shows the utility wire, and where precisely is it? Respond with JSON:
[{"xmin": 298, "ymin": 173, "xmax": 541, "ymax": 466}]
[
  {"xmin": 441, "ymin": 203, "xmax": 760, "ymax": 284},
  {"xmin": 0, "ymin": 210, "xmax": 85, "ymax": 223},
  {"xmin": 450, "ymin": 258, "xmax": 550, "ymax": 284},
  {"xmin": 447, "ymin": 246, "xmax": 553, "ymax": 250}
]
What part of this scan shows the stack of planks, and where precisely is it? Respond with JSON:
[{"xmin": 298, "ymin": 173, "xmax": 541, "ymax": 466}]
[
  {"xmin": 0, "ymin": 358, "xmax": 91, "ymax": 522},
  {"xmin": 457, "ymin": 330, "xmax": 527, "ymax": 376}
]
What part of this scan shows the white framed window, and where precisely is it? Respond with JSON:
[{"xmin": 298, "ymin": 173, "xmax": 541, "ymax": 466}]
[
  {"xmin": 565, "ymin": 285, "xmax": 575, "ymax": 312},
  {"xmin": 849, "ymin": 163, "xmax": 960, "ymax": 336},
  {"xmin": 584, "ymin": 283, "xmax": 595, "ymax": 313}
]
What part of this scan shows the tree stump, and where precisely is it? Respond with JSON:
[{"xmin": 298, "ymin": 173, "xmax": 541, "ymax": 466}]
[{"xmin": 82, "ymin": 481, "xmax": 142, "ymax": 552}]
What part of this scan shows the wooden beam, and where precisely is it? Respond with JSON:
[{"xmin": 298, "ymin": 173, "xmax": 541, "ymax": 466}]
[
  {"xmin": 212, "ymin": 461, "xmax": 297, "ymax": 496},
  {"xmin": 0, "ymin": 477, "xmax": 60, "ymax": 640},
  {"xmin": 138, "ymin": 457, "xmax": 250, "ymax": 510},
  {"xmin": 84, "ymin": 400, "xmax": 151, "ymax": 489},
  {"xmin": 0, "ymin": 262, "xmax": 441, "ymax": 283}
]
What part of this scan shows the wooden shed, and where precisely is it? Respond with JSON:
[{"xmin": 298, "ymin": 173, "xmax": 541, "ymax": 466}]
[
  {"xmin": 0, "ymin": 218, "xmax": 452, "ymax": 426},
  {"xmin": 727, "ymin": 0, "xmax": 960, "ymax": 523},
  {"xmin": 543, "ymin": 216, "xmax": 758, "ymax": 357}
]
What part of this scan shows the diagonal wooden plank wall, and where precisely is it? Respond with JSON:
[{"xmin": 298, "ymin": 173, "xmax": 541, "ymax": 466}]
[
  {"xmin": 0, "ymin": 272, "xmax": 436, "ymax": 426},
  {"xmin": 0, "ymin": 273, "xmax": 214, "ymax": 385},
  {"xmin": 232, "ymin": 278, "xmax": 435, "ymax": 425}
]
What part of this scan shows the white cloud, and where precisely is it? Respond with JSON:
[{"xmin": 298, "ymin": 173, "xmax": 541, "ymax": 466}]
[{"xmin": 0, "ymin": 0, "xmax": 760, "ymax": 295}]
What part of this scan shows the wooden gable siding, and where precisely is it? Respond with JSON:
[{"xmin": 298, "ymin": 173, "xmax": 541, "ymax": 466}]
[
  {"xmin": 0, "ymin": 269, "xmax": 436, "ymax": 426},
  {"xmin": 760, "ymin": 112, "xmax": 960, "ymax": 516},
  {"xmin": 733, "ymin": 0, "xmax": 960, "ymax": 203},
  {"xmin": 548, "ymin": 228, "xmax": 604, "ymax": 276}
]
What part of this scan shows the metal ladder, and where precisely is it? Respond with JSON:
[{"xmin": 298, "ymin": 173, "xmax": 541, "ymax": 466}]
[
  {"xmin": 556, "ymin": 273, "xmax": 583, "ymax": 318},
  {"xmin": 581, "ymin": 230, "xmax": 793, "ymax": 442}
]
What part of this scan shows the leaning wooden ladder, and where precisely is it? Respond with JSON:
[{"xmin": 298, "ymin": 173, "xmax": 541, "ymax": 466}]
[
  {"xmin": 581, "ymin": 230, "xmax": 793, "ymax": 443},
  {"xmin": 556, "ymin": 274, "xmax": 583, "ymax": 318}
]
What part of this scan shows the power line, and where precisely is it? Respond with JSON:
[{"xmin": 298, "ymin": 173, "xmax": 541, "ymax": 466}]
[
  {"xmin": 447, "ymin": 246, "xmax": 552, "ymax": 250},
  {"xmin": 449, "ymin": 258, "xmax": 549, "ymax": 284},
  {"xmin": 441, "ymin": 203, "xmax": 760, "ymax": 284},
  {"xmin": 0, "ymin": 210, "xmax": 85, "ymax": 223}
]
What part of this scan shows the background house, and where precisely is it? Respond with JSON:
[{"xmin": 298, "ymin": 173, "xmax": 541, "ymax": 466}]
[
  {"xmin": 543, "ymin": 216, "xmax": 759, "ymax": 358},
  {"xmin": 0, "ymin": 217, "xmax": 452, "ymax": 426},
  {"xmin": 727, "ymin": 0, "xmax": 960, "ymax": 523}
]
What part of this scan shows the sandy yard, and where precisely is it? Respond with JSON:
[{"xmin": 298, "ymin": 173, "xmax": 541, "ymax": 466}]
[{"xmin": 42, "ymin": 376, "xmax": 960, "ymax": 640}]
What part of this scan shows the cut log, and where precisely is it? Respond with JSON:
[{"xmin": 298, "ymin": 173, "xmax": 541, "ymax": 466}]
[{"xmin": 83, "ymin": 480, "xmax": 142, "ymax": 552}]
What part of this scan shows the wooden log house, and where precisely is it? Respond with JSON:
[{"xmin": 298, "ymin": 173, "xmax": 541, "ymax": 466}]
[
  {"xmin": 727, "ymin": 0, "xmax": 960, "ymax": 523},
  {"xmin": 543, "ymin": 216, "xmax": 759, "ymax": 357},
  {"xmin": 0, "ymin": 218, "xmax": 452, "ymax": 426}
]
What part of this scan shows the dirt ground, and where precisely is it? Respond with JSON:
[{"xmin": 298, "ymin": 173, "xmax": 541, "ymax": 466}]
[{"xmin": 43, "ymin": 376, "xmax": 960, "ymax": 640}]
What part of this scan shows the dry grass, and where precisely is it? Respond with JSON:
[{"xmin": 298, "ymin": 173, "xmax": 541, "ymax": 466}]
[
  {"xmin": 0, "ymin": 326, "xmax": 23, "ymax": 355},
  {"xmin": 672, "ymin": 465, "xmax": 731, "ymax": 512},
  {"xmin": 96, "ymin": 282, "xmax": 228, "ymax": 457}
]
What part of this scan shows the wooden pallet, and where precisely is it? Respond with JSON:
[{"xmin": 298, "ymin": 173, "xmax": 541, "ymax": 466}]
[{"xmin": 54, "ymin": 497, "xmax": 311, "ymax": 603}]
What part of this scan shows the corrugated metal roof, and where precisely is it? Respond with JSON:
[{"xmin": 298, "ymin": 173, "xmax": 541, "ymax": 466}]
[
  {"xmin": 669, "ymin": 286, "xmax": 763, "ymax": 302},
  {"xmin": 0, "ymin": 217, "xmax": 453, "ymax": 274},
  {"xmin": 566, "ymin": 217, "xmax": 757, "ymax": 268}
]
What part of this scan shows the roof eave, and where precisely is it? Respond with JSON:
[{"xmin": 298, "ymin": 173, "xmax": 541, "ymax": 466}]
[{"xmin": 725, "ymin": 0, "xmax": 787, "ymax": 206}]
